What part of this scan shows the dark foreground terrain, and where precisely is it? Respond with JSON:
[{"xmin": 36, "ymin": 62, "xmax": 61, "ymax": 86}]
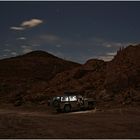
[{"xmin": 0, "ymin": 106, "xmax": 140, "ymax": 139}]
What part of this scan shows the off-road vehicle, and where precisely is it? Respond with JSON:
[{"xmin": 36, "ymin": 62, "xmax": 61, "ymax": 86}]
[{"xmin": 48, "ymin": 91, "xmax": 96, "ymax": 113}]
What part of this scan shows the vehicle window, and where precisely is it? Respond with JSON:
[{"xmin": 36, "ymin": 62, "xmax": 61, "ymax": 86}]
[
  {"xmin": 61, "ymin": 96, "xmax": 69, "ymax": 101},
  {"xmin": 69, "ymin": 96, "xmax": 77, "ymax": 101},
  {"xmin": 53, "ymin": 96, "xmax": 60, "ymax": 100},
  {"xmin": 56, "ymin": 96, "xmax": 60, "ymax": 100}
]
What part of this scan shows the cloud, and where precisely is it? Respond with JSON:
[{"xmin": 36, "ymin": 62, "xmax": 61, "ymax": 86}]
[
  {"xmin": 3, "ymin": 49, "xmax": 11, "ymax": 52},
  {"xmin": 88, "ymin": 37, "xmax": 131, "ymax": 49},
  {"xmin": 21, "ymin": 19, "xmax": 43, "ymax": 28},
  {"xmin": 17, "ymin": 37, "xmax": 27, "ymax": 40},
  {"xmin": 99, "ymin": 55, "xmax": 114, "ymax": 61},
  {"xmin": 102, "ymin": 42, "xmax": 123, "ymax": 48},
  {"xmin": 3, "ymin": 54, "xmax": 8, "ymax": 57},
  {"xmin": 15, "ymin": 33, "xmax": 134, "ymax": 63},
  {"xmin": 20, "ymin": 45, "xmax": 33, "ymax": 53},
  {"xmin": 104, "ymin": 44, "xmax": 112, "ymax": 48},
  {"xmin": 11, "ymin": 52, "xmax": 18, "ymax": 56},
  {"xmin": 21, "ymin": 45, "xmax": 28, "ymax": 49},
  {"xmin": 23, "ymin": 48, "xmax": 33, "ymax": 54},
  {"xmin": 106, "ymin": 52, "xmax": 117, "ymax": 56},
  {"xmin": 102, "ymin": 41, "xmax": 134, "ymax": 48},
  {"xmin": 10, "ymin": 26, "xmax": 25, "ymax": 31},
  {"xmin": 98, "ymin": 51, "xmax": 117, "ymax": 61},
  {"xmin": 10, "ymin": 18, "xmax": 43, "ymax": 31}
]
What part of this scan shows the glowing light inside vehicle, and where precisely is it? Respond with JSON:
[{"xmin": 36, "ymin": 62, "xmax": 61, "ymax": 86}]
[
  {"xmin": 56, "ymin": 97, "xmax": 60, "ymax": 99},
  {"xmin": 61, "ymin": 96, "xmax": 69, "ymax": 101},
  {"xmin": 69, "ymin": 96, "xmax": 77, "ymax": 101}
]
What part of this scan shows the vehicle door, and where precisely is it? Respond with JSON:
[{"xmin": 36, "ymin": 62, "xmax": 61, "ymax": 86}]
[
  {"xmin": 60, "ymin": 96, "xmax": 69, "ymax": 109},
  {"xmin": 68, "ymin": 95, "xmax": 79, "ymax": 110}
]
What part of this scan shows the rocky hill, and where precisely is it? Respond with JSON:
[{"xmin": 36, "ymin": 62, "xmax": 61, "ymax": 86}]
[
  {"xmin": 0, "ymin": 50, "xmax": 80, "ymax": 104},
  {"xmin": 37, "ymin": 44, "xmax": 140, "ymax": 107},
  {"xmin": 0, "ymin": 45, "xmax": 139, "ymax": 108},
  {"xmin": 104, "ymin": 45, "xmax": 140, "ymax": 106}
]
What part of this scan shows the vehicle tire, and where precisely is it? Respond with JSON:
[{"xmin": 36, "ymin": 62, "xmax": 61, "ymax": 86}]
[
  {"xmin": 53, "ymin": 100, "xmax": 59, "ymax": 107},
  {"xmin": 64, "ymin": 105, "xmax": 71, "ymax": 113},
  {"xmin": 14, "ymin": 100, "xmax": 22, "ymax": 106}
]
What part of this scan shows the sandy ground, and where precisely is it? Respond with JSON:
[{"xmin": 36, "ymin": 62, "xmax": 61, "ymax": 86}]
[{"xmin": 0, "ymin": 106, "xmax": 140, "ymax": 138}]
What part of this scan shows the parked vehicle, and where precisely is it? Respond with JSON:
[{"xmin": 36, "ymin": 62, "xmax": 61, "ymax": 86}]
[{"xmin": 48, "ymin": 92, "xmax": 96, "ymax": 113}]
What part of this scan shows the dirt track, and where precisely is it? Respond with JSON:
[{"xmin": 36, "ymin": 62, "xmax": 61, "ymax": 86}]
[
  {"xmin": 0, "ymin": 107, "xmax": 140, "ymax": 138},
  {"xmin": 0, "ymin": 108, "xmax": 96, "ymax": 117}
]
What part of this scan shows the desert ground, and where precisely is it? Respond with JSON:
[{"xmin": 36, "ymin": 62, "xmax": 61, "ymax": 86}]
[{"xmin": 0, "ymin": 105, "xmax": 140, "ymax": 139}]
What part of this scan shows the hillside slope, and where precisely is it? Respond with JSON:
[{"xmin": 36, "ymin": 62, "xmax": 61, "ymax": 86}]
[
  {"xmin": 37, "ymin": 45, "xmax": 140, "ymax": 107},
  {"xmin": 104, "ymin": 45, "xmax": 140, "ymax": 105},
  {"xmin": 0, "ymin": 45, "xmax": 139, "ymax": 108},
  {"xmin": 0, "ymin": 50, "xmax": 80, "ymax": 104}
]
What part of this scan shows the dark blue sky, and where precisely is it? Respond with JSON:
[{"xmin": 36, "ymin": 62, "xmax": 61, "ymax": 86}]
[{"xmin": 0, "ymin": 1, "xmax": 140, "ymax": 63}]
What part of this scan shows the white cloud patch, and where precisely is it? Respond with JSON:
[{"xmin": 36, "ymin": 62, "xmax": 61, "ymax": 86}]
[
  {"xmin": 17, "ymin": 37, "xmax": 27, "ymax": 40},
  {"xmin": 21, "ymin": 19, "xmax": 43, "ymax": 28},
  {"xmin": 101, "ymin": 41, "xmax": 135, "ymax": 49},
  {"xmin": 99, "ymin": 55, "xmax": 114, "ymax": 62},
  {"xmin": 20, "ymin": 45, "xmax": 33, "ymax": 54},
  {"xmin": 104, "ymin": 44, "xmax": 112, "ymax": 48},
  {"xmin": 102, "ymin": 42, "xmax": 123, "ymax": 48},
  {"xmin": 11, "ymin": 52, "xmax": 18, "ymax": 56},
  {"xmin": 10, "ymin": 18, "xmax": 43, "ymax": 31},
  {"xmin": 10, "ymin": 26, "xmax": 25, "ymax": 31},
  {"xmin": 99, "ymin": 51, "xmax": 117, "ymax": 61},
  {"xmin": 23, "ymin": 48, "xmax": 33, "ymax": 54},
  {"xmin": 21, "ymin": 45, "xmax": 28, "ymax": 49}
]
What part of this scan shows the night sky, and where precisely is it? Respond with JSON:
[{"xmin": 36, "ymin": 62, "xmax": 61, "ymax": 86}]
[{"xmin": 0, "ymin": 1, "xmax": 140, "ymax": 63}]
